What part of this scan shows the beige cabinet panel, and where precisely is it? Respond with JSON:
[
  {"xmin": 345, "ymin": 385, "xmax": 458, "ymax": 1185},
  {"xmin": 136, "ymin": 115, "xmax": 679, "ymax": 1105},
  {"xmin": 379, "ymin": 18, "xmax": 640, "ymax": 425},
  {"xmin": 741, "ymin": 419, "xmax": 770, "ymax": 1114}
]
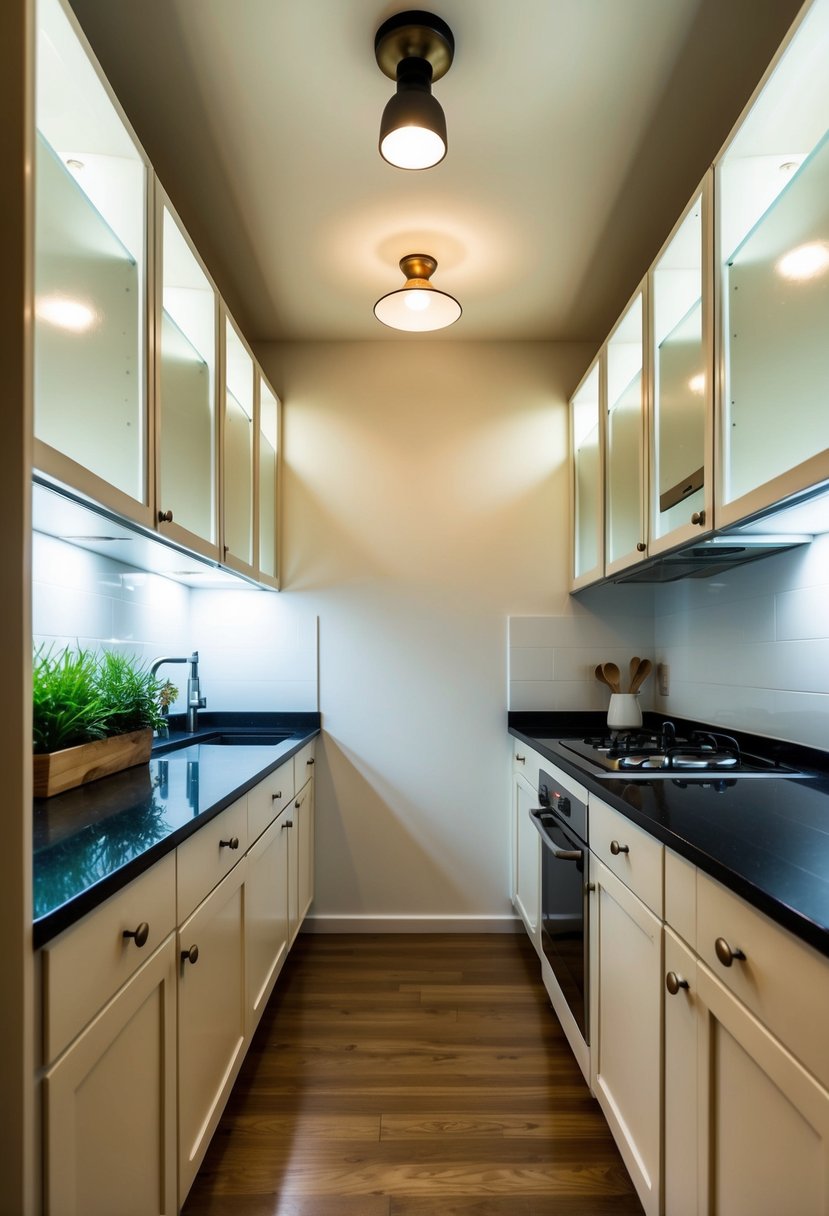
[
  {"xmin": 177, "ymin": 859, "xmax": 247, "ymax": 1205},
  {"xmin": 512, "ymin": 772, "xmax": 540, "ymax": 947},
  {"xmin": 590, "ymin": 795, "xmax": 663, "ymax": 916},
  {"xmin": 245, "ymin": 810, "xmax": 290, "ymax": 1029},
  {"xmin": 247, "ymin": 757, "xmax": 294, "ymax": 844},
  {"xmin": 590, "ymin": 858, "xmax": 662, "ymax": 1216},
  {"xmin": 289, "ymin": 780, "xmax": 314, "ymax": 943},
  {"xmin": 697, "ymin": 961, "xmax": 829, "ymax": 1216},
  {"xmin": 293, "ymin": 738, "xmax": 316, "ymax": 794},
  {"xmin": 43, "ymin": 935, "xmax": 177, "ymax": 1216},
  {"xmin": 176, "ymin": 796, "xmax": 247, "ymax": 924},
  {"xmin": 663, "ymin": 928, "xmax": 699, "ymax": 1216}
]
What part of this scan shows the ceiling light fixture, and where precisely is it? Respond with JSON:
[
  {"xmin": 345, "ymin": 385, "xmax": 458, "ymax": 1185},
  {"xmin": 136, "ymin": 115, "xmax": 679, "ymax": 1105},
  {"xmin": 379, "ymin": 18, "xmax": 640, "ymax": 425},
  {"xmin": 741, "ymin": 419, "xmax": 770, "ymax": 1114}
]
[
  {"xmin": 373, "ymin": 254, "xmax": 462, "ymax": 331},
  {"xmin": 375, "ymin": 10, "xmax": 454, "ymax": 170}
]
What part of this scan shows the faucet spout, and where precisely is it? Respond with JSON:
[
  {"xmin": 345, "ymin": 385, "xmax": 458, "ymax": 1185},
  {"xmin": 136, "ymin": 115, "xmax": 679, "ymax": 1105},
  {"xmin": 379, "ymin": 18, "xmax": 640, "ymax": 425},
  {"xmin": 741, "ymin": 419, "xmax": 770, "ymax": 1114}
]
[{"xmin": 150, "ymin": 651, "xmax": 207, "ymax": 732}]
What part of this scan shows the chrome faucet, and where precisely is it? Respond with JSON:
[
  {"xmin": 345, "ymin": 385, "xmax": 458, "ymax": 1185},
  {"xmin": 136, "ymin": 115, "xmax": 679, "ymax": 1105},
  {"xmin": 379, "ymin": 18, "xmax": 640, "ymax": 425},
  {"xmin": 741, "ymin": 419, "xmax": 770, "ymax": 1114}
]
[{"xmin": 150, "ymin": 650, "xmax": 207, "ymax": 733}]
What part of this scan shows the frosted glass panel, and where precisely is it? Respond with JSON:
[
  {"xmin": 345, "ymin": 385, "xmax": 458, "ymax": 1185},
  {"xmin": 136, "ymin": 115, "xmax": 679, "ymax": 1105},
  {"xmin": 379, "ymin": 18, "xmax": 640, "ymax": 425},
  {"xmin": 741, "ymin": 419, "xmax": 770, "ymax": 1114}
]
[
  {"xmin": 258, "ymin": 379, "xmax": 278, "ymax": 579},
  {"xmin": 34, "ymin": 0, "xmax": 146, "ymax": 502},
  {"xmin": 652, "ymin": 196, "xmax": 705, "ymax": 538},
  {"xmin": 723, "ymin": 133, "xmax": 829, "ymax": 503},
  {"xmin": 572, "ymin": 362, "xmax": 601, "ymax": 580},
  {"xmin": 224, "ymin": 321, "xmax": 253, "ymax": 564},
  {"xmin": 159, "ymin": 207, "xmax": 216, "ymax": 541},
  {"xmin": 606, "ymin": 293, "xmax": 643, "ymax": 564}
]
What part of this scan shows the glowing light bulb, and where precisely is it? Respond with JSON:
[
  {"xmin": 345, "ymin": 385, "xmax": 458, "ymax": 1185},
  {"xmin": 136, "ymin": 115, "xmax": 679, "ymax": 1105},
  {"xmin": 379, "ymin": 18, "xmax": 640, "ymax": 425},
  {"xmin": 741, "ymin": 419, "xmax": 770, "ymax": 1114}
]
[
  {"xmin": 36, "ymin": 295, "xmax": 96, "ymax": 332},
  {"xmin": 404, "ymin": 290, "xmax": 431, "ymax": 312},
  {"xmin": 776, "ymin": 242, "xmax": 829, "ymax": 281}
]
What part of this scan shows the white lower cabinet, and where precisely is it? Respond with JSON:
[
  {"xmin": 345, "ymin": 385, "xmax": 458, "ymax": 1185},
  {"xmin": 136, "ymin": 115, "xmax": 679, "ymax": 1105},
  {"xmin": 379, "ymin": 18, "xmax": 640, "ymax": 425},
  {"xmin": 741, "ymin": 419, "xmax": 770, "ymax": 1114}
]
[
  {"xmin": 664, "ymin": 861, "xmax": 829, "ymax": 1216},
  {"xmin": 245, "ymin": 807, "xmax": 291, "ymax": 1028},
  {"xmin": 512, "ymin": 770, "xmax": 540, "ymax": 948},
  {"xmin": 590, "ymin": 857, "xmax": 662, "ymax": 1216},
  {"xmin": 177, "ymin": 856, "xmax": 248, "ymax": 1206},
  {"xmin": 289, "ymin": 777, "xmax": 314, "ymax": 944},
  {"xmin": 43, "ymin": 935, "xmax": 178, "ymax": 1216}
]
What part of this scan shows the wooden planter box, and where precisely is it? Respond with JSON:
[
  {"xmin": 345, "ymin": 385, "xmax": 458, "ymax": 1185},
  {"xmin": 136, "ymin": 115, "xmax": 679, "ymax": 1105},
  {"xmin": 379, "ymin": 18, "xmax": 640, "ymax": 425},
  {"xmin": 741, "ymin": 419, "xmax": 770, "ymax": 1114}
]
[{"xmin": 33, "ymin": 728, "xmax": 153, "ymax": 799}]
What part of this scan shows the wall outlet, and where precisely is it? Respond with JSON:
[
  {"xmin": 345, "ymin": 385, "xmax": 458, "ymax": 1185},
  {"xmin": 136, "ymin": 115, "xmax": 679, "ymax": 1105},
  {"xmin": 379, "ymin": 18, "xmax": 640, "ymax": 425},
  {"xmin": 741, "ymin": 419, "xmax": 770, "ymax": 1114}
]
[{"xmin": 657, "ymin": 662, "xmax": 670, "ymax": 696}]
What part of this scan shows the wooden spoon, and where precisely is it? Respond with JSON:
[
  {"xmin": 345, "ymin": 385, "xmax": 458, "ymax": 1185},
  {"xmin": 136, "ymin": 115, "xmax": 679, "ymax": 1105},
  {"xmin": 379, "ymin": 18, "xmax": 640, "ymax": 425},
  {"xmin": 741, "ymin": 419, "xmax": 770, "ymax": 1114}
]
[
  {"xmin": 629, "ymin": 656, "xmax": 641, "ymax": 692},
  {"xmin": 602, "ymin": 662, "xmax": 622, "ymax": 694},
  {"xmin": 595, "ymin": 663, "xmax": 611, "ymax": 687},
  {"xmin": 630, "ymin": 658, "xmax": 652, "ymax": 694}
]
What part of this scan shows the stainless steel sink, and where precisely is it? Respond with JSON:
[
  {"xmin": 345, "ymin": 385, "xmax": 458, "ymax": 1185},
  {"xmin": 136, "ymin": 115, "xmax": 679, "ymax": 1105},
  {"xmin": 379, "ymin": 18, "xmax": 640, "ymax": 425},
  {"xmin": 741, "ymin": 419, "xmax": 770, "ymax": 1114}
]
[{"xmin": 200, "ymin": 732, "xmax": 294, "ymax": 746}]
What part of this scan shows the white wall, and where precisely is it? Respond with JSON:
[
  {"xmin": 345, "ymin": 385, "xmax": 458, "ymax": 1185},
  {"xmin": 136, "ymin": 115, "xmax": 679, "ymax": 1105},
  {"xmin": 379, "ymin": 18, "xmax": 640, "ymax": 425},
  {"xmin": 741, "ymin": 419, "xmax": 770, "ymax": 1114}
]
[
  {"xmin": 653, "ymin": 532, "xmax": 829, "ymax": 750},
  {"xmin": 257, "ymin": 339, "xmax": 592, "ymax": 930}
]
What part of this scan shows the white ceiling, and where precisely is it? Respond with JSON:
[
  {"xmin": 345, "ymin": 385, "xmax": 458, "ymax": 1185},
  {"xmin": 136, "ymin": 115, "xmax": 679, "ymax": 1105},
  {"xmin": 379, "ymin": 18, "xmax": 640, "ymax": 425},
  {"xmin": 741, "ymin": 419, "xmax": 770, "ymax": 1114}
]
[{"xmin": 68, "ymin": 0, "xmax": 802, "ymax": 345}]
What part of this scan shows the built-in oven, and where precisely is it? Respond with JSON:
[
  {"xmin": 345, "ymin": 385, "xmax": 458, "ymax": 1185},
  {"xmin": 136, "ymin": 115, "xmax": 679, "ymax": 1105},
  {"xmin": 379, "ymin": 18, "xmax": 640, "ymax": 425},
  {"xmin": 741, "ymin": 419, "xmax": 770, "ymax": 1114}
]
[{"xmin": 530, "ymin": 767, "xmax": 590, "ymax": 1082}]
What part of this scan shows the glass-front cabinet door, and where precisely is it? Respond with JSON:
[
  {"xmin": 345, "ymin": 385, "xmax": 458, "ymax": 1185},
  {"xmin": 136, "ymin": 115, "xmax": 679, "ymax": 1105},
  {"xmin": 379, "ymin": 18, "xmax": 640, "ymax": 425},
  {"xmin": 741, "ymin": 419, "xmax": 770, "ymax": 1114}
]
[
  {"xmin": 650, "ymin": 178, "xmax": 713, "ymax": 551},
  {"xmin": 716, "ymin": 0, "xmax": 829, "ymax": 527},
  {"xmin": 223, "ymin": 313, "xmax": 255, "ymax": 574},
  {"xmin": 570, "ymin": 358, "xmax": 604, "ymax": 589},
  {"xmin": 605, "ymin": 285, "xmax": 646, "ymax": 574},
  {"xmin": 34, "ymin": 0, "xmax": 152, "ymax": 524},
  {"xmin": 257, "ymin": 374, "xmax": 280, "ymax": 586},
  {"xmin": 155, "ymin": 194, "xmax": 219, "ymax": 560}
]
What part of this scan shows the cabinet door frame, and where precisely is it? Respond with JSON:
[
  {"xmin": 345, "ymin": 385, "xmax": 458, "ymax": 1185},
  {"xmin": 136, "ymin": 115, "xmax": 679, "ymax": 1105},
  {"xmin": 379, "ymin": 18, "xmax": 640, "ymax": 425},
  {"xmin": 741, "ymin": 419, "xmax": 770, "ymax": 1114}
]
[
  {"xmin": 152, "ymin": 178, "xmax": 221, "ymax": 563},
  {"xmin": 43, "ymin": 934, "xmax": 177, "ymax": 1216},
  {"xmin": 33, "ymin": 0, "xmax": 155, "ymax": 530},
  {"xmin": 590, "ymin": 858, "xmax": 662, "ymax": 1216},
  {"xmin": 245, "ymin": 808, "xmax": 290, "ymax": 1032},
  {"xmin": 511, "ymin": 769, "xmax": 540, "ymax": 950},
  {"xmin": 569, "ymin": 353, "xmax": 605, "ymax": 590},
  {"xmin": 254, "ymin": 364, "xmax": 282, "ymax": 589},
  {"xmin": 647, "ymin": 171, "xmax": 714, "ymax": 557},
  {"xmin": 604, "ymin": 275, "xmax": 649, "ymax": 577},
  {"xmin": 695, "ymin": 958, "xmax": 829, "ymax": 1215}
]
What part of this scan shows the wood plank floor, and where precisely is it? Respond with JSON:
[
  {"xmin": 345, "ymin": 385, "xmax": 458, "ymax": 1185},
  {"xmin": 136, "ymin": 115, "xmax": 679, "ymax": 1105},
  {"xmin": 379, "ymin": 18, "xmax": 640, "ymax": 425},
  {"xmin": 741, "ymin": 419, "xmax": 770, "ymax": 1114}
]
[{"xmin": 182, "ymin": 933, "xmax": 644, "ymax": 1216}]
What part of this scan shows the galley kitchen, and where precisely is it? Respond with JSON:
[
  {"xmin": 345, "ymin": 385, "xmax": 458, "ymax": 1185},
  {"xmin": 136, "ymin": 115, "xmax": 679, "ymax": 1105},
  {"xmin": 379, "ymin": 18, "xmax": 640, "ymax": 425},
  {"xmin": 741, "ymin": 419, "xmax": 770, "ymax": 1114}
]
[{"xmin": 4, "ymin": 0, "xmax": 829, "ymax": 1214}]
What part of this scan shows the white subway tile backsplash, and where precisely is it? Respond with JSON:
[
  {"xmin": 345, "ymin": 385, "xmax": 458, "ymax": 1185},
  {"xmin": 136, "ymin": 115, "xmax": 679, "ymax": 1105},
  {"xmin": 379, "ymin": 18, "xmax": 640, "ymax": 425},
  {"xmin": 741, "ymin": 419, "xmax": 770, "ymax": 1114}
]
[
  {"xmin": 509, "ymin": 647, "xmax": 555, "ymax": 682},
  {"xmin": 776, "ymin": 584, "xmax": 829, "ymax": 641}
]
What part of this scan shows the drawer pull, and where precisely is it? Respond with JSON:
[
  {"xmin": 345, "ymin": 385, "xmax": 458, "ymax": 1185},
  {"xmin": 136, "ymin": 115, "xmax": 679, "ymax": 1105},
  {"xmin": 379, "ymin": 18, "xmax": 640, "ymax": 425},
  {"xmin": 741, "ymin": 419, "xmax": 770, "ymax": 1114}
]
[
  {"xmin": 515, "ymin": 754, "xmax": 526, "ymax": 763},
  {"xmin": 610, "ymin": 840, "xmax": 629, "ymax": 855},
  {"xmin": 281, "ymin": 819, "xmax": 294, "ymax": 830},
  {"xmin": 122, "ymin": 922, "xmax": 150, "ymax": 949},
  {"xmin": 295, "ymin": 798, "xmax": 302, "ymax": 808},
  {"xmin": 306, "ymin": 758, "xmax": 315, "ymax": 766},
  {"xmin": 157, "ymin": 509, "xmax": 174, "ymax": 523},
  {"xmin": 181, "ymin": 944, "xmax": 199, "ymax": 966},
  {"xmin": 714, "ymin": 937, "xmax": 746, "ymax": 968},
  {"xmin": 271, "ymin": 791, "xmax": 283, "ymax": 800},
  {"xmin": 219, "ymin": 836, "xmax": 240, "ymax": 850},
  {"xmin": 666, "ymin": 971, "xmax": 689, "ymax": 995}
]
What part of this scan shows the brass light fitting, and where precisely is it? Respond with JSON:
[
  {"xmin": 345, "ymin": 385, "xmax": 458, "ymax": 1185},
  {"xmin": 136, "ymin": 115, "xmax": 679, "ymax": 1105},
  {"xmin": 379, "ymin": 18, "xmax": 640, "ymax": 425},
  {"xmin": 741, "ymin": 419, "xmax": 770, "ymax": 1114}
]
[
  {"xmin": 375, "ymin": 11, "xmax": 455, "ymax": 170},
  {"xmin": 373, "ymin": 254, "xmax": 462, "ymax": 332}
]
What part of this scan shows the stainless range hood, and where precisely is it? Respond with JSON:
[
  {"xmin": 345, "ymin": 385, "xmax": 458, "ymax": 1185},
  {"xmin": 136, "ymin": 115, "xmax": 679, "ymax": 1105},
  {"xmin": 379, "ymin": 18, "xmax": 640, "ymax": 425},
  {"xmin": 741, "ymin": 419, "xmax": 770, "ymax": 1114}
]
[{"xmin": 611, "ymin": 532, "xmax": 811, "ymax": 583}]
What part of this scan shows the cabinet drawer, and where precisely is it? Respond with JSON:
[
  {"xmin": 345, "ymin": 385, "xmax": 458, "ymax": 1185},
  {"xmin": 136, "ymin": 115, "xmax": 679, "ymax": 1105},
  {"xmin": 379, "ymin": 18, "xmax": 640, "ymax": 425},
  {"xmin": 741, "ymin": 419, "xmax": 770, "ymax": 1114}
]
[
  {"xmin": 697, "ymin": 870, "xmax": 829, "ymax": 1090},
  {"xmin": 590, "ymin": 796, "xmax": 663, "ymax": 916},
  {"xmin": 177, "ymin": 797, "xmax": 247, "ymax": 923},
  {"xmin": 247, "ymin": 759, "xmax": 294, "ymax": 844},
  {"xmin": 293, "ymin": 739, "xmax": 316, "ymax": 793},
  {"xmin": 42, "ymin": 851, "xmax": 176, "ymax": 1064}
]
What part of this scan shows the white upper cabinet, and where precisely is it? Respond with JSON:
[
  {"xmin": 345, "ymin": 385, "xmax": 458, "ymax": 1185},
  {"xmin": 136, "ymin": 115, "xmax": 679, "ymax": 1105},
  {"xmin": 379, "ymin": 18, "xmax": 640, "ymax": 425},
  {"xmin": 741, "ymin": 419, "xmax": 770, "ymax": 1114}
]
[
  {"xmin": 155, "ymin": 192, "xmax": 219, "ymax": 561},
  {"xmin": 222, "ymin": 311, "xmax": 256, "ymax": 575},
  {"xmin": 605, "ymin": 283, "xmax": 647, "ymax": 574},
  {"xmin": 649, "ymin": 177, "xmax": 713, "ymax": 553},
  {"xmin": 257, "ymin": 373, "xmax": 280, "ymax": 587},
  {"xmin": 34, "ymin": 0, "xmax": 152, "ymax": 524},
  {"xmin": 569, "ymin": 358, "xmax": 604, "ymax": 589},
  {"xmin": 716, "ymin": 0, "xmax": 829, "ymax": 527}
]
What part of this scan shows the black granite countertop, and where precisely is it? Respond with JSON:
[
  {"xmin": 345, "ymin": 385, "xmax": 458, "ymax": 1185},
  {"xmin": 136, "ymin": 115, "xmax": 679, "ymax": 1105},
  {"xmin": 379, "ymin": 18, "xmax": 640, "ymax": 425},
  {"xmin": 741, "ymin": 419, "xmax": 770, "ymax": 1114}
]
[
  {"xmin": 33, "ymin": 712, "xmax": 320, "ymax": 948},
  {"xmin": 509, "ymin": 712, "xmax": 829, "ymax": 959}
]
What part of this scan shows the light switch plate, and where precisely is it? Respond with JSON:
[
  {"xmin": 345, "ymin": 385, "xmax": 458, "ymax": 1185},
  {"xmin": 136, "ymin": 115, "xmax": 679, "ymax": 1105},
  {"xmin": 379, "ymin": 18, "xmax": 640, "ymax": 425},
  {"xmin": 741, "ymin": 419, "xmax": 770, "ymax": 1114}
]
[{"xmin": 657, "ymin": 663, "xmax": 670, "ymax": 696}]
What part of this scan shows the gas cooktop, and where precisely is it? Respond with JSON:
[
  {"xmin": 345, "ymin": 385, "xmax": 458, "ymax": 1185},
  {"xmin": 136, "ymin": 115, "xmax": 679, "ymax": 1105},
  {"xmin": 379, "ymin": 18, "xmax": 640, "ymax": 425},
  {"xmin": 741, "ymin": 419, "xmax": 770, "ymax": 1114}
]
[{"xmin": 553, "ymin": 725, "xmax": 809, "ymax": 780}]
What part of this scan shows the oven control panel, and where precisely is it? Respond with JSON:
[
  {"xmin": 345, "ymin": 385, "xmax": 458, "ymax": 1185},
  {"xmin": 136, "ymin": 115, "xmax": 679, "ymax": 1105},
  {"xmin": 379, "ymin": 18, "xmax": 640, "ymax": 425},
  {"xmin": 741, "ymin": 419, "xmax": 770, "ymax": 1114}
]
[{"xmin": 538, "ymin": 769, "xmax": 588, "ymax": 840}]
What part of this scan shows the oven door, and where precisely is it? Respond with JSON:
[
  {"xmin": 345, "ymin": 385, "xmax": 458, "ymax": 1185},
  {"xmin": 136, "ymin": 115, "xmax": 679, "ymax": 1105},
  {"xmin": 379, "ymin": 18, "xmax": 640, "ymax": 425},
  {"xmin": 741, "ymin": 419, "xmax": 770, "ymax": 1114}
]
[{"xmin": 531, "ymin": 808, "xmax": 590, "ymax": 1046}]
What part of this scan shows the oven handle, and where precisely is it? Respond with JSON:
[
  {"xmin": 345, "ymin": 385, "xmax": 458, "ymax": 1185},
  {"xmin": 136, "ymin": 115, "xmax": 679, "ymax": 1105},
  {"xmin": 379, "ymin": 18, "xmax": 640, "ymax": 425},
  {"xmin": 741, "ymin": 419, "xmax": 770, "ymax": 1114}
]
[{"xmin": 530, "ymin": 808, "xmax": 584, "ymax": 862}]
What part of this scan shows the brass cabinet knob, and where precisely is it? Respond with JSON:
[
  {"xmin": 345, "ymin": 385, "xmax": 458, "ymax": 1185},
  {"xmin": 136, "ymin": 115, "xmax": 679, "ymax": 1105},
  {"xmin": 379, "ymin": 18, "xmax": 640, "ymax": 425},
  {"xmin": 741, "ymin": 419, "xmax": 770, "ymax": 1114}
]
[
  {"xmin": 123, "ymin": 921, "xmax": 150, "ymax": 949},
  {"xmin": 158, "ymin": 509, "xmax": 173, "ymax": 523},
  {"xmin": 666, "ymin": 971, "xmax": 689, "ymax": 995},
  {"xmin": 219, "ymin": 836, "xmax": 240, "ymax": 850},
  {"xmin": 714, "ymin": 937, "xmax": 746, "ymax": 967},
  {"xmin": 636, "ymin": 542, "xmax": 647, "ymax": 552},
  {"xmin": 271, "ymin": 791, "xmax": 283, "ymax": 801},
  {"xmin": 181, "ymin": 944, "xmax": 199, "ymax": 965},
  {"xmin": 610, "ymin": 840, "xmax": 629, "ymax": 855},
  {"xmin": 691, "ymin": 510, "xmax": 706, "ymax": 526}
]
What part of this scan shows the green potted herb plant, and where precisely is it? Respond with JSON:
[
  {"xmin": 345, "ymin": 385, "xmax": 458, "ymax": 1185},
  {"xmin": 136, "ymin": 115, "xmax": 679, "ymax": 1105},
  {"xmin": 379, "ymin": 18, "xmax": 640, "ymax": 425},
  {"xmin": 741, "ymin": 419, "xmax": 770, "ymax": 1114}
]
[{"xmin": 33, "ymin": 646, "xmax": 175, "ymax": 798}]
